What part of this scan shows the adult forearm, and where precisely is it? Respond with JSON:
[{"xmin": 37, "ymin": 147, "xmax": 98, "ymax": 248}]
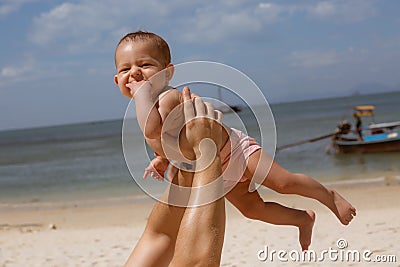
[{"xmin": 171, "ymin": 151, "xmax": 225, "ymax": 267}]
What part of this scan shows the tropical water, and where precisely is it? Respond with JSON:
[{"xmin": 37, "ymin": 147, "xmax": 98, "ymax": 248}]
[{"xmin": 1, "ymin": 91, "xmax": 399, "ymax": 205}]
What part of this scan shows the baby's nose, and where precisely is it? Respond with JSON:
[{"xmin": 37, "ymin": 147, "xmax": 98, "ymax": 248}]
[{"xmin": 130, "ymin": 67, "xmax": 143, "ymax": 81}]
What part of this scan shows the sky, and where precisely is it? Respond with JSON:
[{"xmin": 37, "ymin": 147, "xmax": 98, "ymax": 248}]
[{"xmin": 0, "ymin": 0, "xmax": 400, "ymax": 131}]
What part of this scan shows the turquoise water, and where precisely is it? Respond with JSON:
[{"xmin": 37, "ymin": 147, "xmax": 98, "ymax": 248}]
[{"xmin": 1, "ymin": 91, "xmax": 399, "ymax": 204}]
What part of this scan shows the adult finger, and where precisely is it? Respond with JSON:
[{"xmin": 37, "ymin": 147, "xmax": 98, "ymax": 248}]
[
  {"xmin": 191, "ymin": 93, "xmax": 200, "ymax": 99},
  {"xmin": 183, "ymin": 87, "xmax": 195, "ymax": 121},
  {"xmin": 194, "ymin": 97, "xmax": 206, "ymax": 117},
  {"xmin": 205, "ymin": 102, "xmax": 215, "ymax": 119},
  {"xmin": 214, "ymin": 110, "xmax": 223, "ymax": 124},
  {"xmin": 182, "ymin": 86, "xmax": 191, "ymax": 102}
]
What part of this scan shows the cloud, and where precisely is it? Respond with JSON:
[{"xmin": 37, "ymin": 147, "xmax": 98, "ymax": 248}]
[
  {"xmin": 0, "ymin": 58, "xmax": 43, "ymax": 86},
  {"xmin": 28, "ymin": 0, "xmax": 184, "ymax": 53},
  {"xmin": 290, "ymin": 50, "xmax": 341, "ymax": 68},
  {"xmin": 28, "ymin": 0, "xmax": 379, "ymax": 57},
  {"xmin": 0, "ymin": 64, "xmax": 27, "ymax": 88},
  {"xmin": 0, "ymin": 3, "xmax": 17, "ymax": 16},
  {"xmin": 180, "ymin": 7, "xmax": 262, "ymax": 44},
  {"xmin": 1, "ymin": 63, "xmax": 33, "ymax": 78},
  {"xmin": 177, "ymin": 1, "xmax": 378, "ymax": 43},
  {"xmin": 179, "ymin": 2, "xmax": 301, "ymax": 44},
  {"xmin": 306, "ymin": 0, "xmax": 377, "ymax": 23},
  {"xmin": 30, "ymin": 1, "xmax": 116, "ymax": 52},
  {"xmin": 169, "ymin": 0, "xmax": 296, "ymax": 44},
  {"xmin": 1, "ymin": 67, "xmax": 18, "ymax": 77},
  {"xmin": 308, "ymin": 1, "xmax": 336, "ymax": 17},
  {"xmin": 0, "ymin": 0, "xmax": 37, "ymax": 16},
  {"xmin": 258, "ymin": 2, "xmax": 298, "ymax": 21},
  {"xmin": 29, "ymin": 0, "xmax": 297, "ymax": 52}
]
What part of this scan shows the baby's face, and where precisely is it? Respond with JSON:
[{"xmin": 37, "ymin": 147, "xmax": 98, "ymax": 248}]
[{"xmin": 114, "ymin": 41, "xmax": 170, "ymax": 98}]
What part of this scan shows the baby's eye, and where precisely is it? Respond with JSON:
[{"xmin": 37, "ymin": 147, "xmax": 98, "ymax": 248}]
[
  {"xmin": 119, "ymin": 68, "xmax": 130, "ymax": 73},
  {"xmin": 141, "ymin": 63, "xmax": 151, "ymax": 67}
]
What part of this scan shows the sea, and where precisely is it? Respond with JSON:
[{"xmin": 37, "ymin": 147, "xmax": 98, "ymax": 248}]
[{"xmin": 1, "ymin": 91, "xmax": 399, "ymax": 206}]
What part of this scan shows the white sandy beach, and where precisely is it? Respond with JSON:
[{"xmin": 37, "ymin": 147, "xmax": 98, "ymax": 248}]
[{"xmin": 1, "ymin": 176, "xmax": 399, "ymax": 267}]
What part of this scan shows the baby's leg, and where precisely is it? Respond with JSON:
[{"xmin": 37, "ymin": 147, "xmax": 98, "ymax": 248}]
[
  {"xmin": 247, "ymin": 149, "xmax": 356, "ymax": 225},
  {"xmin": 226, "ymin": 180, "xmax": 315, "ymax": 251}
]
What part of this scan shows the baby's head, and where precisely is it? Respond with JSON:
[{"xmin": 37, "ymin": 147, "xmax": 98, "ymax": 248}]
[
  {"xmin": 115, "ymin": 31, "xmax": 171, "ymax": 67},
  {"xmin": 114, "ymin": 31, "xmax": 173, "ymax": 98}
]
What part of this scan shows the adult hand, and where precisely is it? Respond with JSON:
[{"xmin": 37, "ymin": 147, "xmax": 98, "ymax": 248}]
[
  {"xmin": 182, "ymin": 86, "xmax": 223, "ymax": 160},
  {"xmin": 160, "ymin": 86, "xmax": 223, "ymax": 171}
]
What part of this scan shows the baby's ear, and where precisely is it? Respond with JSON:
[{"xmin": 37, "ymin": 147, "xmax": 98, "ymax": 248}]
[
  {"xmin": 113, "ymin": 74, "xmax": 119, "ymax": 86},
  {"xmin": 165, "ymin": 64, "xmax": 174, "ymax": 81}
]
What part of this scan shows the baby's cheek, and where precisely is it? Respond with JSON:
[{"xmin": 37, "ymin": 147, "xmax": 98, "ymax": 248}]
[{"xmin": 120, "ymin": 87, "xmax": 132, "ymax": 98}]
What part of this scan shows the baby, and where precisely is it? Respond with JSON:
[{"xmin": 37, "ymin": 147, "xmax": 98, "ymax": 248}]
[{"xmin": 114, "ymin": 31, "xmax": 356, "ymax": 250}]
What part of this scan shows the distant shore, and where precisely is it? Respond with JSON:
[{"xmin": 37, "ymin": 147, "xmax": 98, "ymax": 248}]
[{"xmin": 1, "ymin": 173, "xmax": 399, "ymax": 266}]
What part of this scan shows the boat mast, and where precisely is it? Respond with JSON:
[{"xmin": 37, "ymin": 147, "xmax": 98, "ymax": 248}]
[{"xmin": 218, "ymin": 86, "xmax": 223, "ymax": 102}]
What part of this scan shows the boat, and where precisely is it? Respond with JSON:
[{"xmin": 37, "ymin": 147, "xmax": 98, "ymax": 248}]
[
  {"xmin": 218, "ymin": 104, "xmax": 242, "ymax": 114},
  {"xmin": 332, "ymin": 105, "xmax": 400, "ymax": 153},
  {"xmin": 216, "ymin": 86, "xmax": 242, "ymax": 114}
]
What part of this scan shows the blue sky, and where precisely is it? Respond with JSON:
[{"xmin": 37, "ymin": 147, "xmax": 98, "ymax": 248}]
[{"xmin": 0, "ymin": 0, "xmax": 399, "ymax": 131}]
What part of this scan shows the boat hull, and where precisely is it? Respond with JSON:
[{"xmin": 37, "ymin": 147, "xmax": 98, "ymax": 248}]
[{"xmin": 335, "ymin": 134, "xmax": 400, "ymax": 153}]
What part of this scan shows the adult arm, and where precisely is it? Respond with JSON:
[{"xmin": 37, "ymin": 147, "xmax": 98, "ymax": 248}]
[
  {"xmin": 124, "ymin": 87, "xmax": 225, "ymax": 267},
  {"xmin": 170, "ymin": 87, "xmax": 225, "ymax": 266}
]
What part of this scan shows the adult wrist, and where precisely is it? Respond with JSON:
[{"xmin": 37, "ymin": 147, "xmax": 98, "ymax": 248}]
[
  {"xmin": 193, "ymin": 149, "xmax": 221, "ymax": 173},
  {"xmin": 193, "ymin": 140, "xmax": 220, "ymax": 158}
]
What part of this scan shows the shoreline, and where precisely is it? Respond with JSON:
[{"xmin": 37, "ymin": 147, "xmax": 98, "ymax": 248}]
[{"xmin": 2, "ymin": 172, "xmax": 399, "ymax": 209}]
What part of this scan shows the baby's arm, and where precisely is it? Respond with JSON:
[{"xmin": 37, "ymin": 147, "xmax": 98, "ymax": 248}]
[
  {"xmin": 129, "ymin": 81, "xmax": 163, "ymax": 139},
  {"xmin": 143, "ymin": 155, "xmax": 179, "ymax": 182},
  {"xmin": 145, "ymin": 89, "xmax": 182, "ymax": 153},
  {"xmin": 143, "ymin": 156, "xmax": 169, "ymax": 181}
]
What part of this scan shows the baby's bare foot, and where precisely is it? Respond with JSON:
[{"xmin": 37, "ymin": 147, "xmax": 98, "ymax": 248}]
[
  {"xmin": 298, "ymin": 210, "xmax": 315, "ymax": 251},
  {"xmin": 331, "ymin": 190, "xmax": 356, "ymax": 225}
]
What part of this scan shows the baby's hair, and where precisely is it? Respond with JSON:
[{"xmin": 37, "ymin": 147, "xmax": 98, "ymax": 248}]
[{"xmin": 115, "ymin": 31, "xmax": 171, "ymax": 67}]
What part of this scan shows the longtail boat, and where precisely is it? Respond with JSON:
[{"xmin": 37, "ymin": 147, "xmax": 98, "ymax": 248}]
[{"xmin": 333, "ymin": 105, "xmax": 400, "ymax": 153}]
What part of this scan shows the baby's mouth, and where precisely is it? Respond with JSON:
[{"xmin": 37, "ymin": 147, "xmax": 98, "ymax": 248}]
[{"xmin": 126, "ymin": 80, "xmax": 137, "ymax": 88}]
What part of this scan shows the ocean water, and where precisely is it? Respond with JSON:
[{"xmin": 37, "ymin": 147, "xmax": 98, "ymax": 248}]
[{"xmin": 1, "ymin": 91, "xmax": 399, "ymax": 205}]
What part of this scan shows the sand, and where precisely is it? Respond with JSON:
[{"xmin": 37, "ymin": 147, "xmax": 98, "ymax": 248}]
[{"xmin": 1, "ymin": 177, "xmax": 400, "ymax": 267}]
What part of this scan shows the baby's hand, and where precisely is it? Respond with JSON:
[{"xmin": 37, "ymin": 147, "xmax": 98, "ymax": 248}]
[
  {"xmin": 126, "ymin": 80, "xmax": 151, "ymax": 99},
  {"xmin": 147, "ymin": 67, "xmax": 171, "ymax": 94},
  {"xmin": 126, "ymin": 68, "xmax": 171, "ymax": 100},
  {"xmin": 143, "ymin": 156, "xmax": 170, "ymax": 181}
]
